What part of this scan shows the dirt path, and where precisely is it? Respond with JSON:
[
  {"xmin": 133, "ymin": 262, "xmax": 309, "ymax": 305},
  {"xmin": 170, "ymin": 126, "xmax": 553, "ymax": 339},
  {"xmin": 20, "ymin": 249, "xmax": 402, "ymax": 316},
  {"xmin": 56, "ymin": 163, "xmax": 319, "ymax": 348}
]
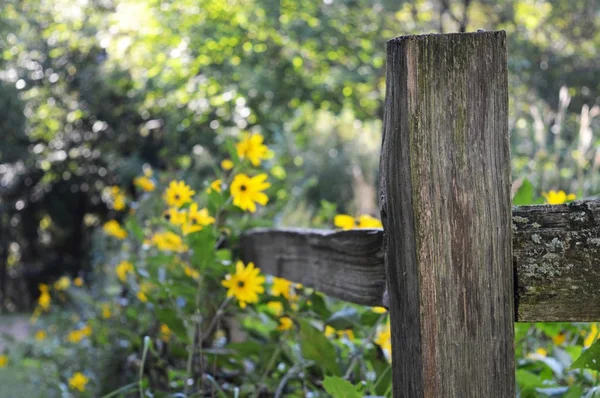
[{"xmin": 0, "ymin": 314, "xmax": 30, "ymax": 350}]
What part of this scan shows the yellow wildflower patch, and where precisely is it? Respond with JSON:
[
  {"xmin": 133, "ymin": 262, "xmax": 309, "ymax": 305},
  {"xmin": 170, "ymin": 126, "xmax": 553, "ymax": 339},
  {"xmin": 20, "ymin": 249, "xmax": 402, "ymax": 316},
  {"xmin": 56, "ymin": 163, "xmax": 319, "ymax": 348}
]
[
  {"xmin": 324, "ymin": 326, "xmax": 355, "ymax": 341},
  {"xmin": 542, "ymin": 190, "xmax": 576, "ymax": 205},
  {"xmin": 552, "ymin": 333, "xmax": 566, "ymax": 345},
  {"xmin": 236, "ymin": 132, "xmax": 269, "ymax": 166},
  {"xmin": 160, "ymin": 324, "xmax": 172, "ymax": 342},
  {"xmin": 271, "ymin": 277, "xmax": 294, "ymax": 300},
  {"xmin": 333, "ymin": 214, "xmax": 355, "ymax": 230},
  {"xmin": 221, "ymin": 159, "xmax": 234, "ymax": 170},
  {"xmin": 221, "ymin": 261, "xmax": 265, "ymax": 308},
  {"xmin": 74, "ymin": 277, "xmax": 84, "ymax": 287},
  {"xmin": 183, "ymin": 203, "xmax": 215, "ymax": 236},
  {"xmin": 277, "ymin": 316, "xmax": 294, "ymax": 331},
  {"xmin": 585, "ymin": 323, "xmax": 598, "ymax": 348},
  {"xmin": 207, "ymin": 179, "xmax": 222, "ymax": 193},
  {"xmin": 103, "ymin": 220, "xmax": 128, "ymax": 239},
  {"xmin": 68, "ymin": 372, "xmax": 89, "ymax": 392},
  {"xmin": 115, "ymin": 260, "xmax": 134, "ymax": 282},
  {"xmin": 35, "ymin": 330, "xmax": 47, "ymax": 341},
  {"xmin": 230, "ymin": 173, "xmax": 270, "ymax": 213},
  {"xmin": 134, "ymin": 175, "xmax": 155, "ymax": 192},
  {"xmin": 375, "ymin": 321, "xmax": 392, "ymax": 360},
  {"xmin": 151, "ymin": 231, "xmax": 188, "ymax": 252},
  {"xmin": 0, "ymin": 355, "xmax": 7, "ymax": 368},
  {"xmin": 266, "ymin": 301, "xmax": 283, "ymax": 316},
  {"xmin": 164, "ymin": 180, "xmax": 195, "ymax": 208},
  {"xmin": 357, "ymin": 214, "xmax": 383, "ymax": 228},
  {"xmin": 184, "ymin": 265, "xmax": 200, "ymax": 280},
  {"xmin": 163, "ymin": 207, "xmax": 187, "ymax": 226},
  {"xmin": 54, "ymin": 276, "xmax": 71, "ymax": 291}
]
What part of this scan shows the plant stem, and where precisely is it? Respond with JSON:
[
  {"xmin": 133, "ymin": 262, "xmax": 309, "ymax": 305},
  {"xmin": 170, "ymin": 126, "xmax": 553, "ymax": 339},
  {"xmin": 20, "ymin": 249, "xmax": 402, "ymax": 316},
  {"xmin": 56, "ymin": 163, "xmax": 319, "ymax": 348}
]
[
  {"xmin": 139, "ymin": 336, "xmax": 151, "ymax": 398},
  {"xmin": 343, "ymin": 313, "xmax": 387, "ymax": 379}
]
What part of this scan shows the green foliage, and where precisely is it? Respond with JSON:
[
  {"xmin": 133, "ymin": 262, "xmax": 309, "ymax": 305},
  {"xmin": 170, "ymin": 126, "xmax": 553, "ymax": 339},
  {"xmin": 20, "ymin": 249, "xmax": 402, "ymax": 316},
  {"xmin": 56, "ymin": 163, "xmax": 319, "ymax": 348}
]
[{"xmin": 322, "ymin": 376, "xmax": 362, "ymax": 398}]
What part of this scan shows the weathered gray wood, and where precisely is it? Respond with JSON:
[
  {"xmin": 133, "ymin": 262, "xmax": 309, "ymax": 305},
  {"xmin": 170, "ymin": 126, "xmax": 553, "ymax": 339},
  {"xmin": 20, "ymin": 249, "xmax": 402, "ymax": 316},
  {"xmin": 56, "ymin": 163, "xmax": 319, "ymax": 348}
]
[
  {"xmin": 240, "ymin": 228, "xmax": 385, "ymax": 306},
  {"xmin": 514, "ymin": 200, "xmax": 600, "ymax": 321},
  {"xmin": 380, "ymin": 31, "xmax": 512, "ymax": 397},
  {"xmin": 241, "ymin": 199, "xmax": 600, "ymax": 322}
]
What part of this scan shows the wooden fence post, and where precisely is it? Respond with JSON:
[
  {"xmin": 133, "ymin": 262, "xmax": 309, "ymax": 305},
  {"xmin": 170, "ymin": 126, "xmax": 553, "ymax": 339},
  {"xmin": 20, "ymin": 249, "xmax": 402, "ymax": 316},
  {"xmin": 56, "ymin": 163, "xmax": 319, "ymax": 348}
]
[{"xmin": 379, "ymin": 32, "xmax": 514, "ymax": 397}]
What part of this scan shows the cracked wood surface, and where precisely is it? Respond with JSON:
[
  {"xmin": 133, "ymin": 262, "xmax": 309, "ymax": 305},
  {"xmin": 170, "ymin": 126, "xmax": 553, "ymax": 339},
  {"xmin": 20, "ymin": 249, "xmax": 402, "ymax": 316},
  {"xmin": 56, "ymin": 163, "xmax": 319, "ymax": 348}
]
[{"xmin": 241, "ymin": 199, "xmax": 600, "ymax": 322}]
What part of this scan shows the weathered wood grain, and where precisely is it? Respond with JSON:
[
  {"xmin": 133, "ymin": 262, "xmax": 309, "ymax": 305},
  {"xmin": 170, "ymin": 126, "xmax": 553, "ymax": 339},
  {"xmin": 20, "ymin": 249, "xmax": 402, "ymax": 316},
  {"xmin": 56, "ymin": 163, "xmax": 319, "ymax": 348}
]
[
  {"xmin": 240, "ymin": 228, "xmax": 385, "ymax": 306},
  {"xmin": 380, "ymin": 31, "xmax": 513, "ymax": 397},
  {"xmin": 242, "ymin": 199, "xmax": 600, "ymax": 322}
]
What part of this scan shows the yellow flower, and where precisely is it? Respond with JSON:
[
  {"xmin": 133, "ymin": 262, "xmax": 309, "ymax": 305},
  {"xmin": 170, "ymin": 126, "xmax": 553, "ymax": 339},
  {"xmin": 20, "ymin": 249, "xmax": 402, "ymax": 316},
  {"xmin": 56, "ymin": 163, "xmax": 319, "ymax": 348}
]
[
  {"xmin": 357, "ymin": 215, "xmax": 383, "ymax": 228},
  {"xmin": 54, "ymin": 276, "xmax": 71, "ymax": 291},
  {"xmin": 277, "ymin": 316, "xmax": 294, "ymax": 331},
  {"xmin": 552, "ymin": 333, "xmax": 566, "ymax": 345},
  {"xmin": 0, "ymin": 355, "xmax": 7, "ymax": 368},
  {"xmin": 230, "ymin": 173, "xmax": 270, "ymax": 213},
  {"xmin": 183, "ymin": 203, "xmax": 215, "ymax": 236},
  {"xmin": 134, "ymin": 175, "xmax": 156, "ymax": 192},
  {"xmin": 221, "ymin": 159, "xmax": 234, "ymax": 170},
  {"xmin": 184, "ymin": 265, "xmax": 200, "ymax": 280},
  {"xmin": 324, "ymin": 326, "xmax": 355, "ymax": 341},
  {"xmin": 542, "ymin": 190, "xmax": 576, "ymax": 205},
  {"xmin": 38, "ymin": 289, "xmax": 51, "ymax": 311},
  {"xmin": 334, "ymin": 214, "xmax": 356, "ymax": 230},
  {"xmin": 101, "ymin": 303, "xmax": 111, "ymax": 319},
  {"xmin": 372, "ymin": 306, "xmax": 387, "ymax": 314},
  {"xmin": 74, "ymin": 277, "xmax": 84, "ymax": 287},
  {"xmin": 160, "ymin": 324, "xmax": 172, "ymax": 342},
  {"xmin": 266, "ymin": 301, "xmax": 283, "ymax": 316},
  {"xmin": 137, "ymin": 291, "xmax": 148, "ymax": 302},
  {"xmin": 163, "ymin": 207, "xmax": 187, "ymax": 226},
  {"xmin": 115, "ymin": 260, "xmax": 134, "ymax": 282},
  {"xmin": 221, "ymin": 261, "xmax": 266, "ymax": 308},
  {"xmin": 68, "ymin": 372, "xmax": 89, "ymax": 392},
  {"xmin": 39, "ymin": 283, "xmax": 50, "ymax": 293},
  {"xmin": 103, "ymin": 220, "xmax": 128, "ymax": 239},
  {"xmin": 585, "ymin": 323, "xmax": 598, "ymax": 347},
  {"xmin": 137, "ymin": 283, "xmax": 151, "ymax": 302},
  {"xmin": 35, "ymin": 330, "xmax": 47, "ymax": 341},
  {"xmin": 81, "ymin": 324, "xmax": 92, "ymax": 337},
  {"xmin": 164, "ymin": 180, "xmax": 195, "ymax": 208},
  {"xmin": 375, "ymin": 321, "xmax": 392, "ymax": 359},
  {"xmin": 236, "ymin": 132, "xmax": 269, "ymax": 166},
  {"xmin": 67, "ymin": 330, "xmax": 84, "ymax": 343},
  {"xmin": 271, "ymin": 277, "xmax": 293, "ymax": 300},
  {"xmin": 207, "ymin": 179, "xmax": 222, "ymax": 193},
  {"xmin": 151, "ymin": 231, "xmax": 188, "ymax": 252}
]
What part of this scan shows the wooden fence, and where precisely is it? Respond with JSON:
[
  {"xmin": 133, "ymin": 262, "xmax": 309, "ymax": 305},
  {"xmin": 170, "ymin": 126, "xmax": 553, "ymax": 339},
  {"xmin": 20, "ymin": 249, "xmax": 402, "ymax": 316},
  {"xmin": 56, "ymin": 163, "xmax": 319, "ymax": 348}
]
[{"xmin": 241, "ymin": 31, "xmax": 600, "ymax": 397}]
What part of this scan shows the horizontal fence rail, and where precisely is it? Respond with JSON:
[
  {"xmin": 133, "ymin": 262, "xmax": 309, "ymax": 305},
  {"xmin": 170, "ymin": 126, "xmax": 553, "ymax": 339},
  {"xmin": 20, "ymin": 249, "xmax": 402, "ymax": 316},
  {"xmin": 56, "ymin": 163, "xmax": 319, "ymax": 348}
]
[{"xmin": 241, "ymin": 199, "xmax": 600, "ymax": 322}]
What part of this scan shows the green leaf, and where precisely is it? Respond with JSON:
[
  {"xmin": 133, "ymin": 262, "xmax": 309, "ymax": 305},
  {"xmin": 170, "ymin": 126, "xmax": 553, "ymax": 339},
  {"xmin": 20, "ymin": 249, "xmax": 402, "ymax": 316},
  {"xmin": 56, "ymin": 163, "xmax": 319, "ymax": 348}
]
[
  {"xmin": 516, "ymin": 369, "xmax": 544, "ymax": 389},
  {"xmin": 563, "ymin": 385, "xmax": 583, "ymax": 398},
  {"xmin": 360, "ymin": 310, "xmax": 383, "ymax": 327},
  {"xmin": 322, "ymin": 376, "xmax": 361, "ymax": 398},
  {"xmin": 308, "ymin": 293, "xmax": 331, "ymax": 319},
  {"xmin": 125, "ymin": 217, "xmax": 144, "ymax": 241},
  {"xmin": 326, "ymin": 307, "xmax": 359, "ymax": 330},
  {"xmin": 571, "ymin": 339, "xmax": 600, "ymax": 371},
  {"xmin": 298, "ymin": 319, "xmax": 340, "ymax": 376},
  {"xmin": 513, "ymin": 179, "xmax": 534, "ymax": 205}
]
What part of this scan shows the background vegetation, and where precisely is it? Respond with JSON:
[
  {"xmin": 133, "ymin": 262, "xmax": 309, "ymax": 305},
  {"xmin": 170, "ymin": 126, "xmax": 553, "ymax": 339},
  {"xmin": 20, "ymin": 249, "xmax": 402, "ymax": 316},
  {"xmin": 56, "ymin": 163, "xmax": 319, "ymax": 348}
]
[{"xmin": 0, "ymin": 0, "xmax": 598, "ymax": 396}]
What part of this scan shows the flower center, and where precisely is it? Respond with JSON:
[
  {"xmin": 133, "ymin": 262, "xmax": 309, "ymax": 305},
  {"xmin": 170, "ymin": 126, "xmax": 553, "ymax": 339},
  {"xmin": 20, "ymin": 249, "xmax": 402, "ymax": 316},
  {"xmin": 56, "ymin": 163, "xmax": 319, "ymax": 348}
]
[
  {"xmin": 174, "ymin": 194, "xmax": 180, "ymax": 200},
  {"xmin": 239, "ymin": 184, "xmax": 247, "ymax": 192},
  {"xmin": 237, "ymin": 280, "xmax": 245, "ymax": 288}
]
